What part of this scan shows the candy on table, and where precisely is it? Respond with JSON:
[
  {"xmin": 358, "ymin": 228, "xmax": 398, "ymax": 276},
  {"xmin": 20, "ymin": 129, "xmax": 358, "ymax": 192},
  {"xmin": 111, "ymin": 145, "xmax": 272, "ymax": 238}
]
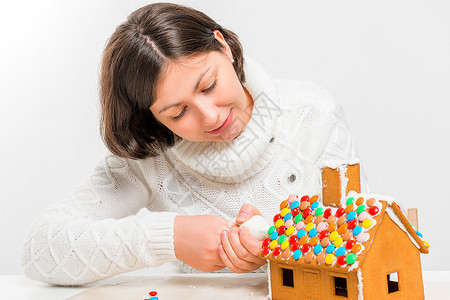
[{"xmin": 144, "ymin": 290, "xmax": 159, "ymax": 300}]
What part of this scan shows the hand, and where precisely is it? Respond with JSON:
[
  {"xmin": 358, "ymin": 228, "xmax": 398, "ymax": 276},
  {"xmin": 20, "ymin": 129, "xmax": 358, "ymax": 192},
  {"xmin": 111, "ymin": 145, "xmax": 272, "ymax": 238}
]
[
  {"xmin": 218, "ymin": 203, "xmax": 267, "ymax": 273},
  {"xmin": 174, "ymin": 215, "xmax": 229, "ymax": 272}
]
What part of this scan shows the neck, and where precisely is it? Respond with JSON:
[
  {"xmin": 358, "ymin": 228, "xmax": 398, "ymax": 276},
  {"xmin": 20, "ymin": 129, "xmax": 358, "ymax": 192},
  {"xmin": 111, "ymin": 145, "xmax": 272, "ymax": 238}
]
[{"xmin": 235, "ymin": 87, "xmax": 254, "ymax": 139}]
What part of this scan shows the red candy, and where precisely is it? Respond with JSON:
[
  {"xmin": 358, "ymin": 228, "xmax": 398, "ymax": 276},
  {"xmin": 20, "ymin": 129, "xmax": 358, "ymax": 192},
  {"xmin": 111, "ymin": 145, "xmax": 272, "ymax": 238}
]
[
  {"xmin": 291, "ymin": 242, "xmax": 300, "ymax": 251},
  {"xmin": 369, "ymin": 206, "xmax": 379, "ymax": 216},
  {"xmin": 273, "ymin": 214, "xmax": 282, "ymax": 222},
  {"xmin": 323, "ymin": 208, "xmax": 332, "ymax": 219},
  {"xmin": 278, "ymin": 226, "xmax": 286, "ymax": 235},
  {"xmin": 149, "ymin": 291, "xmax": 157, "ymax": 296},
  {"xmin": 289, "ymin": 235, "xmax": 298, "ymax": 244},
  {"xmin": 263, "ymin": 237, "xmax": 271, "ymax": 247},
  {"xmin": 261, "ymin": 246, "xmax": 271, "ymax": 256},
  {"xmin": 273, "ymin": 247, "xmax": 282, "ymax": 257},
  {"xmin": 347, "ymin": 219, "xmax": 357, "ymax": 230},
  {"xmin": 337, "ymin": 255, "xmax": 347, "ymax": 266},
  {"xmin": 336, "ymin": 208, "xmax": 345, "ymax": 217},
  {"xmin": 345, "ymin": 240, "xmax": 355, "ymax": 250},
  {"xmin": 319, "ymin": 230, "xmax": 329, "ymax": 239},
  {"xmin": 301, "ymin": 195, "xmax": 310, "ymax": 202},
  {"xmin": 301, "ymin": 244, "xmax": 311, "ymax": 253},
  {"xmin": 302, "ymin": 208, "xmax": 311, "ymax": 218},
  {"xmin": 292, "ymin": 207, "xmax": 301, "ymax": 216}
]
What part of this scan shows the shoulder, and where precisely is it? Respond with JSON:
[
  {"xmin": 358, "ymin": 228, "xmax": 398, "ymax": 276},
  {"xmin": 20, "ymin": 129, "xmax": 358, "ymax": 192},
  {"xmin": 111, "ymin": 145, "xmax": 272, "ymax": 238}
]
[{"xmin": 273, "ymin": 79, "xmax": 339, "ymax": 110}]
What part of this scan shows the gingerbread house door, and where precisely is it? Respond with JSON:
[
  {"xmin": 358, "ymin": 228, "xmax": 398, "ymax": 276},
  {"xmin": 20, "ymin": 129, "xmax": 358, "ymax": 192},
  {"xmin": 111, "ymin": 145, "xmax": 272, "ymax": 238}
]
[{"xmin": 302, "ymin": 268, "xmax": 321, "ymax": 300}]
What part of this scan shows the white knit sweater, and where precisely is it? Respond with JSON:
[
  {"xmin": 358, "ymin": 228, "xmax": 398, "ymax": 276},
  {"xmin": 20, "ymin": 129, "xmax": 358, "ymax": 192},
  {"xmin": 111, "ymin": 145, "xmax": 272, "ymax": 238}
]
[{"xmin": 21, "ymin": 56, "xmax": 359, "ymax": 285}]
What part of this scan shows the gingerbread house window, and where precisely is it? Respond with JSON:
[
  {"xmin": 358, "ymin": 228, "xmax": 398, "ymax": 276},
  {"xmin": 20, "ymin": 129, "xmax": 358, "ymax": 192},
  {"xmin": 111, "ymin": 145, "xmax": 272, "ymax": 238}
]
[
  {"xmin": 281, "ymin": 267, "xmax": 294, "ymax": 287},
  {"xmin": 387, "ymin": 272, "xmax": 399, "ymax": 293},
  {"xmin": 333, "ymin": 276, "xmax": 348, "ymax": 297}
]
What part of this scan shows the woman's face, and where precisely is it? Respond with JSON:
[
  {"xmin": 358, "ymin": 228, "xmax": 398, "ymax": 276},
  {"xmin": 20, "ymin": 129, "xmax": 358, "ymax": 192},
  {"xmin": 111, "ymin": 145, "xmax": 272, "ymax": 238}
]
[{"xmin": 150, "ymin": 31, "xmax": 253, "ymax": 142}]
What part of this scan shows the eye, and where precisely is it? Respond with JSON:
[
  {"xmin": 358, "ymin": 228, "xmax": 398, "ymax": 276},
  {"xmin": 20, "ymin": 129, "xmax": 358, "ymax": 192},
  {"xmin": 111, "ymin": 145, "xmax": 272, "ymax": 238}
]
[
  {"xmin": 171, "ymin": 106, "xmax": 187, "ymax": 121},
  {"xmin": 202, "ymin": 79, "xmax": 218, "ymax": 93}
]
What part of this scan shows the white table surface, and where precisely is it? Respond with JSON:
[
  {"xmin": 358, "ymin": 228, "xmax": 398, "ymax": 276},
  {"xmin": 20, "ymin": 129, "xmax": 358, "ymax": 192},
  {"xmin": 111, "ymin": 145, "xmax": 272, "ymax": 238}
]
[{"xmin": 2, "ymin": 271, "xmax": 449, "ymax": 300}]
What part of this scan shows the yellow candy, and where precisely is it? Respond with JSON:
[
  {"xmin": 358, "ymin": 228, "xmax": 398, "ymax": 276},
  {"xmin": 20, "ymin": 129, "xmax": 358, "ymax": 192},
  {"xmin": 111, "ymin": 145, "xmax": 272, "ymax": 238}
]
[
  {"xmin": 334, "ymin": 237, "xmax": 343, "ymax": 247},
  {"xmin": 329, "ymin": 231, "xmax": 339, "ymax": 241},
  {"xmin": 285, "ymin": 226, "xmax": 295, "ymax": 236},
  {"xmin": 362, "ymin": 219, "xmax": 372, "ymax": 229},
  {"xmin": 325, "ymin": 253, "xmax": 335, "ymax": 265},
  {"xmin": 281, "ymin": 240, "xmax": 290, "ymax": 250},
  {"xmin": 275, "ymin": 219, "xmax": 284, "ymax": 228},
  {"xmin": 270, "ymin": 240, "xmax": 278, "ymax": 249},
  {"xmin": 422, "ymin": 240, "xmax": 430, "ymax": 248},
  {"xmin": 280, "ymin": 208, "xmax": 290, "ymax": 217},
  {"xmin": 305, "ymin": 222, "xmax": 315, "ymax": 232}
]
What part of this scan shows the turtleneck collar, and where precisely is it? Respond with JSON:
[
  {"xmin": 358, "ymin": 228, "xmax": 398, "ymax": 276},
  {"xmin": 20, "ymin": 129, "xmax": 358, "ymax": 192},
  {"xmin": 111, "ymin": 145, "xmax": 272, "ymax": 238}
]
[{"xmin": 167, "ymin": 55, "xmax": 281, "ymax": 183}]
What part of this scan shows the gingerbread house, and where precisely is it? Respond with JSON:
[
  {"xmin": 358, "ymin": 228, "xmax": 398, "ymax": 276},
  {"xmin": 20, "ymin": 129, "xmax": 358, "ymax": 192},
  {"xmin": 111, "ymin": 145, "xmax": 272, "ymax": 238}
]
[{"xmin": 259, "ymin": 164, "xmax": 429, "ymax": 300}]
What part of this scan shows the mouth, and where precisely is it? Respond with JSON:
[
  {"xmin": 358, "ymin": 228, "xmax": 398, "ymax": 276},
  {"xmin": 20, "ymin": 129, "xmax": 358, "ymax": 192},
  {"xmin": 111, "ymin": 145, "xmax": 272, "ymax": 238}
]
[{"xmin": 206, "ymin": 109, "xmax": 233, "ymax": 135}]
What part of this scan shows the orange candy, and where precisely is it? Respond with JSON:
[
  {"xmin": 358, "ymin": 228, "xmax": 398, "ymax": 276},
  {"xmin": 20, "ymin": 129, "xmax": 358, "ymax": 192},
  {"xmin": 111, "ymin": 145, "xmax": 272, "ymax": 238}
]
[
  {"xmin": 345, "ymin": 204, "xmax": 354, "ymax": 213},
  {"xmin": 309, "ymin": 236, "xmax": 319, "ymax": 246},
  {"xmin": 310, "ymin": 195, "xmax": 319, "ymax": 203},
  {"xmin": 299, "ymin": 236, "xmax": 308, "ymax": 245},
  {"xmin": 352, "ymin": 244, "xmax": 362, "ymax": 254},
  {"xmin": 305, "ymin": 215, "xmax": 314, "ymax": 224},
  {"xmin": 280, "ymin": 200, "xmax": 289, "ymax": 209},
  {"xmin": 327, "ymin": 223, "xmax": 337, "ymax": 232},
  {"xmin": 356, "ymin": 197, "xmax": 365, "ymax": 206},
  {"xmin": 338, "ymin": 224, "xmax": 348, "ymax": 235}
]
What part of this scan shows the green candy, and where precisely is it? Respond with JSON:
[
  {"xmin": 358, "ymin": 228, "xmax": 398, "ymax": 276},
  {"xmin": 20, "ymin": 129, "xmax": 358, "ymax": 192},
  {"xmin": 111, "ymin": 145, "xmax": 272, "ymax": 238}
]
[
  {"xmin": 346, "ymin": 253, "xmax": 357, "ymax": 264},
  {"xmin": 315, "ymin": 207, "xmax": 324, "ymax": 216},
  {"xmin": 268, "ymin": 226, "xmax": 276, "ymax": 235},
  {"xmin": 278, "ymin": 234, "xmax": 287, "ymax": 244},
  {"xmin": 356, "ymin": 205, "xmax": 366, "ymax": 214},
  {"xmin": 346, "ymin": 197, "xmax": 355, "ymax": 205},
  {"xmin": 294, "ymin": 214, "xmax": 303, "ymax": 223}
]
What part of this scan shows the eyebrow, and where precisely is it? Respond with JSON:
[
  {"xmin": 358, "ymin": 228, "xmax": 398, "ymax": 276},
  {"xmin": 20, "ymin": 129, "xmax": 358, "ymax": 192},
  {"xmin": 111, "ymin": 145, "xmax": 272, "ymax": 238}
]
[{"xmin": 158, "ymin": 66, "xmax": 211, "ymax": 114}]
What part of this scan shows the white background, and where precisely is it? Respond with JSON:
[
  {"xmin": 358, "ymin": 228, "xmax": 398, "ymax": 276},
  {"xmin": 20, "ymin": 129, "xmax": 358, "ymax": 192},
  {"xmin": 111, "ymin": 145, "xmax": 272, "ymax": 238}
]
[{"xmin": 0, "ymin": 0, "xmax": 448, "ymax": 274}]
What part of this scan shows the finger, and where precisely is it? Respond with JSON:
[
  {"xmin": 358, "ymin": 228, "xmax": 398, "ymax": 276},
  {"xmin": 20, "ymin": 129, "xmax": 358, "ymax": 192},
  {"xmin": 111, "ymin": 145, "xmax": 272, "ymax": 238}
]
[
  {"xmin": 218, "ymin": 244, "xmax": 247, "ymax": 273},
  {"xmin": 236, "ymin": 203, "xmax": 262, "ymax": 224},
  {"xmin": 238, "ymin": 226, "xmax": 266, "ymax": 257},
  {"xmin": 225, "ymin": 228, "xmax": 262, "ymax": 265}
]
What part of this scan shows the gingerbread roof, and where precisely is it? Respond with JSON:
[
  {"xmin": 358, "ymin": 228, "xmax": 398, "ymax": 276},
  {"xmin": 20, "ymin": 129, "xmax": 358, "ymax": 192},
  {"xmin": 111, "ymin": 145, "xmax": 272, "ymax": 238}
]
[{"xmin": 259, "ymin": 191, "xmax": 429, "ymax": 271}]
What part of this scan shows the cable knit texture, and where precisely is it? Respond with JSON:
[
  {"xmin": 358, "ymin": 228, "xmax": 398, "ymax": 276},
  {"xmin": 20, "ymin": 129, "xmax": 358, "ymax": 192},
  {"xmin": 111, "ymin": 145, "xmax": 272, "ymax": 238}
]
[{"xmin": 21, "ymin": 55, "xmax": 359, "ymax": 285}]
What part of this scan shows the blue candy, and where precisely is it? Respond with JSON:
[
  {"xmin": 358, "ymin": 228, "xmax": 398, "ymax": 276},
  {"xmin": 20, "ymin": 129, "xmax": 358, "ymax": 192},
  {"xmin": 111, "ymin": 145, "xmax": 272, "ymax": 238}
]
[
  {"xmin": 270, "ymin": 231, "xmax": 279, "ymax": 240},
  {"xmin": 297, "ymin": 229, "xmax": 307, "ymax": 238},
  {"xmin": 308, "ymin": 228, "xmax": 318, "ymax": 237},
  {"xmin": 311, "ymin": 201, "xmax": 319, "ymax": 210},
  {"xmin": 336, "ymin": 246, "xmax": 346, "ymax": 257},
  {"xmin": 313, "ymin": 244, "xmax": 323, "ymax": 255},
  {"xmin": 347, "ymin": 211, "xmax": 356, "ymax": 221},
  {"xmin": 284, "ymin": 213, "xmax": 293, "ymax": 221},
  {"xmin": 326, "ymin": 244, "xmax": 335, "ymax": 254},
  {"xmin": 353, "ymin": 226, "xmax": 362, "ymax": 236},
  {"xmin": 293, "ymin": 249, "xmax": 302, "ymax": 260},
  {"xmin": 415, "ymin": 231, "xmax": 423, "ymax": 237},
  {"xmin": 290, "ymin": 201, "xmax": 300, "ymax": 209}
]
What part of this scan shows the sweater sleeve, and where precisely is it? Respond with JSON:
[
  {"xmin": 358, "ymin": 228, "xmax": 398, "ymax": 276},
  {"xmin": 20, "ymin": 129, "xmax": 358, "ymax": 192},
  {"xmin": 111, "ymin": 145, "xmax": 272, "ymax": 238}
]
[{"xmin": 20, "ymin": 154, "xmax": 178, "ymax": 285}]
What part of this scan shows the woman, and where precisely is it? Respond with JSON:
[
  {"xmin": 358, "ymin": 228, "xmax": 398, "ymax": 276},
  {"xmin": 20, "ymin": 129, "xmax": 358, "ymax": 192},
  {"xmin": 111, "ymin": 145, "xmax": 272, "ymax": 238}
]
[{"xmin": 21, "ymin": 2, "xmax": 358, "ymax": 285}]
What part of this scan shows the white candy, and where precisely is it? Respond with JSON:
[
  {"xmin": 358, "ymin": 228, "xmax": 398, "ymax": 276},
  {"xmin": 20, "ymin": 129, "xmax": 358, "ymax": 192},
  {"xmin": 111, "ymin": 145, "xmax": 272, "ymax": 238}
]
[{"xmin": 228, "ymin": 215, "xmax": 272, "ymax": 240}]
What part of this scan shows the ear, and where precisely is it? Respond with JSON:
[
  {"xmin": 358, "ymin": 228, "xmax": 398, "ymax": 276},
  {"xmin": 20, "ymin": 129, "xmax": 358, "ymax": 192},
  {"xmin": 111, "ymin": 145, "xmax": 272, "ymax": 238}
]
[{"xmin": 212, "ymin": 30, "xmax": 233, "ymax": 61}]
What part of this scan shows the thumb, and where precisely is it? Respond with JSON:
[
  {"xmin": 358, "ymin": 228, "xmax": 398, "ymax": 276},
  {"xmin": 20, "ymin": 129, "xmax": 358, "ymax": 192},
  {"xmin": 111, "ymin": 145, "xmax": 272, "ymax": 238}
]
[{"xmin": 236, "ymin": 203, "xmax": 262, "ymax": 224}]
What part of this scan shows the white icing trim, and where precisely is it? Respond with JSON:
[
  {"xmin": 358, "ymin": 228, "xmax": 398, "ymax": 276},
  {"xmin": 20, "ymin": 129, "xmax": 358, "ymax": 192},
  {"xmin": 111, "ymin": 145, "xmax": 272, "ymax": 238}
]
[
  {"xmin": 348, "ymin": 260, "xmax": 359, "ymax": 272},
  {"xmin": 357, "ymin": 269, "xmax": 364, "ymax": 300},
  {"xmin": 385, "ymin": 207, "xmax": 421, "ymax": 249},
  {"xmin": 339, "ymin": 165, "xmax": 349, "ymax": 206},
  {"xmin": 266, "ymin": 260, "xmax": 272, "ymax": 299}
]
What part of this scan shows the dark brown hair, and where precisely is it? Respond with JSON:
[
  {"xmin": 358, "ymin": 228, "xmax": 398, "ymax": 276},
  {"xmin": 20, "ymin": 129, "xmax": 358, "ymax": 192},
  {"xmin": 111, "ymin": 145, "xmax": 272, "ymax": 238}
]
[{"xmin": 100, "ymin": 2, "xmax": 246, "ymax": 159}]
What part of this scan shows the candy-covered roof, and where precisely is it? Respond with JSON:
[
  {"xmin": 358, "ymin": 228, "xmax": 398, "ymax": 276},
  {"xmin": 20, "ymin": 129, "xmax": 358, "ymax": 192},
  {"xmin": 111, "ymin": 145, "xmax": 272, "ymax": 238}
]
[{"xmin": 259, "ymin": 192, "xmax": 429, "ymax": 271}]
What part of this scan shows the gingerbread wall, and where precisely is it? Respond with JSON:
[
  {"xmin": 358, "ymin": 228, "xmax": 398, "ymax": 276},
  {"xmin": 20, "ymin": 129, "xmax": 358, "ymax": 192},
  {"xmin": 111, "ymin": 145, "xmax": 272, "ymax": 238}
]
[
  {"xmin": 269, "ymin": 260, "xmax": 359, "ymax": 299},
  {"xmin": 360, "ymin": 212, "xmax": 425, "ymax": 299}
]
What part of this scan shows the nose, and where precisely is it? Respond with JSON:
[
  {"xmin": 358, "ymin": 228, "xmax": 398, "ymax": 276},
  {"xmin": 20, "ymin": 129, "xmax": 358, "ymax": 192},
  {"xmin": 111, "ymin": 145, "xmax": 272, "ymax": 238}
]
[{"xmin": 195, "ymin": 97, "xmax": 220, "ymax": 128}]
